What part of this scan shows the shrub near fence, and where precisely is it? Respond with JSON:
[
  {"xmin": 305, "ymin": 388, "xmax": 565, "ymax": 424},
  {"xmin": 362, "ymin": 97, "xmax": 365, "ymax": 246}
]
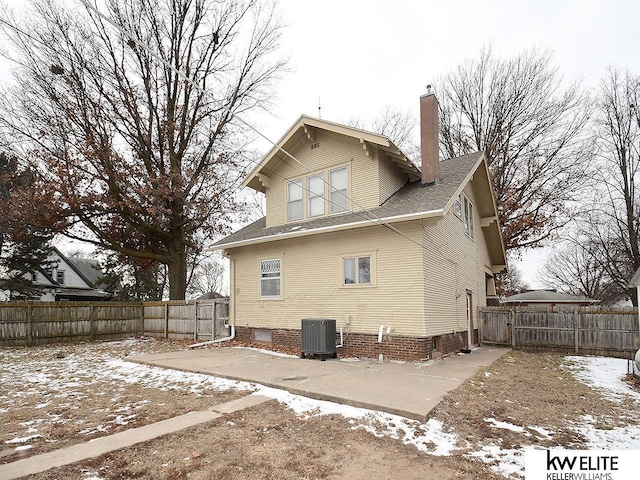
[
  {"xmin": 480, "ymin": 306, "xmax": 640, "ymax": 358},
  {"xmin": 0, "ymin": 299, "xmax": 229, "ymax": 347}
]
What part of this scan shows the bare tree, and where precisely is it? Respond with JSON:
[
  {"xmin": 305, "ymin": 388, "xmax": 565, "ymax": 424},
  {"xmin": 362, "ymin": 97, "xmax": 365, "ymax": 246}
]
[
  {"xmin": 582, "ymin": 67, "xmax": 640, "ymax": 305},
  {"xmin": 539, "ymin": 240, "xmax": 624, "ymax": 305},
  {"xmin": 347, "ymin": 107, "xmax": 420, "ymax": 164},
  {"xmin": 0, "ymin": 0, "xmax": 286, "ymax": 299},
  {"xmin": 437, "ymin": 46, "xmax": 592, "ymax": 252},
  {"xmin": 186, "ymin": 256, "xmax": 226, "ymax": 299},
  {"xmin": 495, "ymin": 262, "xmax": 529, "ymax": 298}
]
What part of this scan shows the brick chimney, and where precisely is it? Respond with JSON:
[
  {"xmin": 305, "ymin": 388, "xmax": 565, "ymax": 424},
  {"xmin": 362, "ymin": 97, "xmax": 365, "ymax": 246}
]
[{"xmin": 420, "ymin": 86, "xmax": 440, "ymax": 185}]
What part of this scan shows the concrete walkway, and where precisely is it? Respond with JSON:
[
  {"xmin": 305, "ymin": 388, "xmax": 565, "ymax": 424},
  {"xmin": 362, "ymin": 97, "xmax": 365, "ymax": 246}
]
[
  {"xmin": 0, "ymin": 346, "xmax": 509, "ymax": 479},
  {"xmin": 0, "ymin": 395, "xmax": 272, "ymax": 480},
  {"xmin": 129, "ymin": 346, "xmax": 510, "ymax": 421}
]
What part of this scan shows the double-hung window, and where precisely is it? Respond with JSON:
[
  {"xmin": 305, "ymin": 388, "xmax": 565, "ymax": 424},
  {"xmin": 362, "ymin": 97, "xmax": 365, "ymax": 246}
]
[
  {"xmin": 286, "ymin": 165, "xmax": 349, "ymax": 222},
  {"xmin": 260, "ymin": 259, "xmax": 281, "ymax": 299},
  {"xmin": 287, "ymin": 180, "xmax": 303, "ymax": 221},
  {"xmin": 307, "ymin": 174, "xmax": 325, "ymax": 217},
  {"xmin": 463, "ymin": 195, "xmax": 474, "ymax": 239},
  {"xmin": 329, "ymin": 167, "xmax": 348, "ymax": 213},
  {"xmin": 343, "ymin": 255, "xmax": 371, "ymax": 286}
]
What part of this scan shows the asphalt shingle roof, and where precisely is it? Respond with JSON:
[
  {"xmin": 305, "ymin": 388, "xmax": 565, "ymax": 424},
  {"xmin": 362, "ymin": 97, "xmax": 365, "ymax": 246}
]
[
  {"xmin": 501, "ymin": 290, "xmax": 599, "ymax": 304},
  {"xmin": 214, "ymin": 152, "xmax": 483, "ymax": 249}
]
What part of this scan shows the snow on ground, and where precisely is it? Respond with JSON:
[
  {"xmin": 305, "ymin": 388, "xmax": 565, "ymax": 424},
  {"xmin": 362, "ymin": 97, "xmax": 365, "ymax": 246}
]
[
  {"xmin": 565, "ymin": 355, "xmax": 640, "ymax": 450},
  {"xmin": 3, "ymin": 340, "xmax": 640, "ymax": 479}
]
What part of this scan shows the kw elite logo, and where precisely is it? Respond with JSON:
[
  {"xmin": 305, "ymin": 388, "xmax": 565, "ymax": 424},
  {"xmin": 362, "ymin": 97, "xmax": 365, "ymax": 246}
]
[{"xmin": 525, "ymin": 450, "xmax": 635, "ymax": 480}]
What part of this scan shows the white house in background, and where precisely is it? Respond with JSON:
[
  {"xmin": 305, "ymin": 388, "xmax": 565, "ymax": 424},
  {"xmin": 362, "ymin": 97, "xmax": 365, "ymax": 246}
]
[{"xmin": 28, "ymin": 248, "xmax": 114, "ymax": 301}]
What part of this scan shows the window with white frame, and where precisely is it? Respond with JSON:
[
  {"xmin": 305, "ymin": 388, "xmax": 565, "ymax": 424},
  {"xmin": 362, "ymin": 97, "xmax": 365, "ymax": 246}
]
[
  {"xmin": 343, "ymin": 255, "xmax": 371, "ymax": 286},
  {"xmin": 463, "ymin": 195, "xmax": 474, "ymax": 239},
  {"xmin": 329, "ymin": 167, "xmax": 348, "ymax": 213},
  {"xmin": 287, "ymin": 180, "xmax": 303, "ymax": 221},
  {"xmin": 285, "ymin": 165, "xmax": 349, "ymax": 222},
  {"xmin": 259, "ymin": 259, "xmax": 281, "ymax": 298},
  {"xmin": 453, "ymin": 194, "xmax": 462, "ymax": 219},
  {"xmin": 307, "ymin": 174, "xmax": 325, "ymax": 217}
]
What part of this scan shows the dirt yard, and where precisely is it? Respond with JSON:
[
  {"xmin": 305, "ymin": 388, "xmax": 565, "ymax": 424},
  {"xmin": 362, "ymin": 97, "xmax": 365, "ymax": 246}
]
[{"xmin": 1, "ymin": 338, "xmax": 639, "ymax": 479}]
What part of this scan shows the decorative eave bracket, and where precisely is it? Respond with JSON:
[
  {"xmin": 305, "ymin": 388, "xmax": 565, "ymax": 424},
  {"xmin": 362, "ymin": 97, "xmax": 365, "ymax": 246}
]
[
  {"xmin": 303, "ymin": 125, "xmax": 316, "ymax": 142},
  {"xmin": 256, "ymin": 173, "xmax": 272, "ymax": 189},
  {"xmin": 360, "ymin": 138, "xmax": 373, "ymax": 158},
  {"xmin": 481, "ymin": 216, "xmax": 498, "ymax": 228}
]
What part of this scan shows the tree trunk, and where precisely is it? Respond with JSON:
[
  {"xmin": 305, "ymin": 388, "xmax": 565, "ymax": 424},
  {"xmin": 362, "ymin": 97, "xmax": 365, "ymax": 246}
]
[{"xmin": 168, "ymin": 248, "xmax": 188, "ymax": 300}]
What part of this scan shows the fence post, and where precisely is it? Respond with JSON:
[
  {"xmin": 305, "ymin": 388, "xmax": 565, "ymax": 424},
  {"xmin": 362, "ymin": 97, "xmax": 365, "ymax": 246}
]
[
  {"xmin": 510, "ymin": 309, "xmax": 516, "ymax": 348},
  {"xmin": 27, "ymin": 303, "xmax": 33, "ymax": 346},
  {"xmin": 574, "ymin": 307, "xmax": 579, "ymax": 354},
  {"xmin": 212, "ymin": 300, "xmax": 217, "ymax": 340},
  {"xmin": 89, "ymin": 304, "xmax": 95, "ymax": 342},
  {"xmin": 164, "ymin": 303, "xmax": 169, "ymax": 339},
  {"xmin": 194, "ymin": 301, "xmax": 198, "ymax": 340},
  {"xmin": 140, "ymin": 303, "xmax": 145, "ymax": 336}
]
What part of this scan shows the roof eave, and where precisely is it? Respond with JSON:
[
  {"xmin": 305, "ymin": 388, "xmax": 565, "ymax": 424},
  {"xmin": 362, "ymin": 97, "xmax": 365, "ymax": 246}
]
[{"xmin": 210, "ymin": 209, "xmax": 444, "ymax": 251}]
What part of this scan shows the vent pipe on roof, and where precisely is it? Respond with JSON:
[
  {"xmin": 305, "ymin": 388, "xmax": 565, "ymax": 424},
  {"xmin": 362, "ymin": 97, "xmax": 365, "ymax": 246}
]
[{"xmin": 420, "ymin": 85, "xmax": 440, "ymax": 186}]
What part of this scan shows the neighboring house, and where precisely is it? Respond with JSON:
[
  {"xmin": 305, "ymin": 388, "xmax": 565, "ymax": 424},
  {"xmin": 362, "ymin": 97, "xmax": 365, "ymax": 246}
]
[
  {"xmin": 212, "ymin": 91, "xmax": 507, "ymax": 361},
  {"xmin": 28, "ymin": 248, "xmax": 114, "ymax": 301},
  {"xmin": 501, "ymin": 290, "xmax": 599, "ymax": 309}
]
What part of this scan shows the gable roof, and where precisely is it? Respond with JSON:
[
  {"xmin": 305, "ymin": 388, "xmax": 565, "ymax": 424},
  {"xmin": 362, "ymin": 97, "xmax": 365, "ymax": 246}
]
[
  {"xmin": 244, "ymin": 115, "xmax": 421, "ymax": 193},
  {"xmin": 214, "ymin": 151, "xmax": 507, "ymax": 269},
  {"xmin": 501, "ymin": 290, "xmax": 599, "ymax": 305}
]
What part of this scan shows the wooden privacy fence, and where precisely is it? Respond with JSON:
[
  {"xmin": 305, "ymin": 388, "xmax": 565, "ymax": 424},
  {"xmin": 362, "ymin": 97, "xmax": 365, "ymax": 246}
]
[
  {"xmin": 0, "ymin": 299, "xmax": 229, "ymax": 347},
  {"xmin": 480, "ymin": 306, "xmax": 640, "ymax": 358}
]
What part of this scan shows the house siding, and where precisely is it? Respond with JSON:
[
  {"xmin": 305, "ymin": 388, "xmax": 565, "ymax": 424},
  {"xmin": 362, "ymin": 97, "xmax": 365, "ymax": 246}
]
[
  {"xmin": 421, "ymin": 182, "xmax": 492, "ymax": 337},
  {"xmin": 228, "ymin": 221, "xmax": 426, "ymax": 338},
  {"xmin": 264, "ymin": 131, "xmax": 381, "ymax": 228},
  {"xmin": 378, "ymin": 154, "xmax": 409, "ymax": 205}
]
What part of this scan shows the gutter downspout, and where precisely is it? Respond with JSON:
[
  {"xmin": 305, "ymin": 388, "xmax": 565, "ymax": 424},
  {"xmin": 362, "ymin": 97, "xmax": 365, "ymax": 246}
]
[{"xmin": 189, "ymin": 325, "xmax": 235, "ymax": 349}]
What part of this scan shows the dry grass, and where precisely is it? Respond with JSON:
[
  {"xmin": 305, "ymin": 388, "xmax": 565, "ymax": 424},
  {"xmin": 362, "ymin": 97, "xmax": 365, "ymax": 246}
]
[{"xmin": 1, "ymin": 340, "xmax": 638, "ymax": 479}]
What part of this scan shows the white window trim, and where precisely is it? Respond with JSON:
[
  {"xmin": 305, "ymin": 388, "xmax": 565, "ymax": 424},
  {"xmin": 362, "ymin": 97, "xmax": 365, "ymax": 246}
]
[
  {"xmin": 463, "ymin": 194, "xmax": 475, "ymax": 240},
  {"xmin": 259, "ymin": 258, "xmax": 283, "ymax": 300},
  {"xmin": 286, "ymin": 180, "xmax": 303, "ymax": 222},
  {"xmin": 285, "ymin": 164, "xmax": 350, "ymax": 223},
  {"xmin": 340, "ymin": 252, "xmax": 376, "ymax": 288},
  {"xmin": 453, "ymin": 194, "xmax": 462, "ymax": 219}
]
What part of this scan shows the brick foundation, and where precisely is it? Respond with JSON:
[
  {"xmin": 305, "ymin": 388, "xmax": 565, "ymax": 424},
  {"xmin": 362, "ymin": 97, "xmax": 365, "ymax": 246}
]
[{"xmin": 235, "ymin": 326, "xmax": 477, "ymax": 362}]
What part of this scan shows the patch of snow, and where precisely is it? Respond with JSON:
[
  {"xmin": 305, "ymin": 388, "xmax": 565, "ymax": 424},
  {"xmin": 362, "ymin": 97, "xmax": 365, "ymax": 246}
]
[
  {"xmin": 565, "ymin": 356, "xmax": 640, "ymax": 403},
  {"xmin": 5, "ymin": 434, "xmax": 41, "ymax": 444},
  {"xmin": 528, "ymin": 425, "xmax": 553, "ymax": 440},
  {"xmin": 573, "ymin": 414, "xmax": 640, "ymax": 450},
  {"xmin": 485, "ymin": 418, "xmax": 528, "ymax": 434},
  {"xmin": 252, "ymin": 387, "xmax": 459, "ymax": 456},
  {"xmin": 15, "ymin": 445, "xmax": 33, "ymax": 451},
  {"xmin": 467, "ymin": 444, "xmax": 539, "ymax": 478}
]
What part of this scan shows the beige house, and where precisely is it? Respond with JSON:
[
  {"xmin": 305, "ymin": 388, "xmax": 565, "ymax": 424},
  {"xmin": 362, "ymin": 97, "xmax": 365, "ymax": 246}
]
[{"xmin": 213, "ymin": 92, "xmax": 507, "ymax": 361}]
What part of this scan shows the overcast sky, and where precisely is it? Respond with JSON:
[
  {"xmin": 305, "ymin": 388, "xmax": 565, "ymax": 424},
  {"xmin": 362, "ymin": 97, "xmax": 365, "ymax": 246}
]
[{"xmin": 2, "ymin": 0, "xmax": 639, "ymax": 287}]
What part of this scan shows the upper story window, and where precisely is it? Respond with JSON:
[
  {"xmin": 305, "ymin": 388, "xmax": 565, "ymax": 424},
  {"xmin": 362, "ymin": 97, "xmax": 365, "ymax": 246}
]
[
  {"xmin": 307, "ymin": 174, "xmax": 325, "ymax": 217},
  {"xmin": 287, "ymin": 180, "xmax": 303, "ymax": 221},
  {"xmin": 56, "ymin": 270, "xmax": 65, "ymax": 284},
  {"xmin": 463, "ymin": 195, "xmax": 474, "ymax": 240},
  {"xmin": 329, "ymin": 167, "xmax": 348, "ymax": 213},
  {"xmin": 286, "ymin": 165, "xmax": 349, "ymax": 222}
]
